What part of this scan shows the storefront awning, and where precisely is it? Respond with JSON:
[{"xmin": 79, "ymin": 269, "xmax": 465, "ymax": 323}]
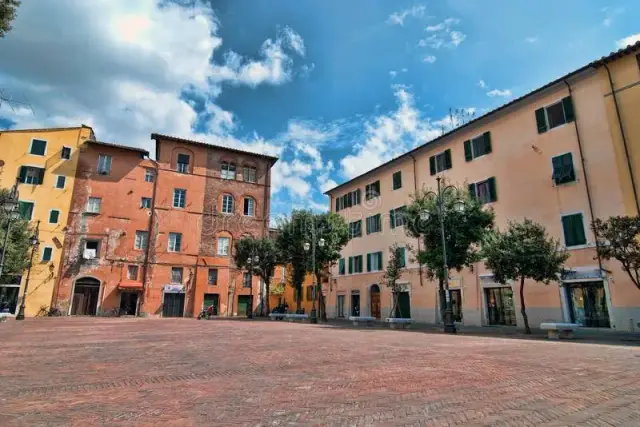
[
  {"xmin": 118, "ymin": 281, "xmax": 144, "ymax": 290},
  {"xmin": 561, "ymin": 268, "xmax": 603, "ymax": 282}
]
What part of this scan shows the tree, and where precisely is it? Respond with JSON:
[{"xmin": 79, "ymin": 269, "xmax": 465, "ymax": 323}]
[
  {"xmin": 276, "ymin": 211, "xmax": 312, "ymax": 313},
  {"xmin": 234, "ymin": 236, "xmax": 280, "ymax": 316},
  {"xmin": 593, "ymin": 216, "xmax": 640, "ymax": 290},
  {"xmin": 0, "ymin": 0, "xmax": 21, "ymax": 38},
  {"xmin": 0, "ymin": 188, "xmax": 31, "ymax": 280},
  {"xmin": 381, "ymin": 244, "xmax": 406, "ymax": 318},
  {"xmin": 405, "ymin": 184, "xmax": 494, "ymax": 320},
  {"xmin": 483, "ymin": 219, "xmax": 568, "ymax": 334}
]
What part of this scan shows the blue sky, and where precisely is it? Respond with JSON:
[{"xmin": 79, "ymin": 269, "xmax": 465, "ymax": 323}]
[{"xmin": 0, "ymin": 0, "xmax": 638, "ymax": 220}]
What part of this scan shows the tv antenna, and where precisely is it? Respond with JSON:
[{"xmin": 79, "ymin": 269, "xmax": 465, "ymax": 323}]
[{"xmin": 0, "ymin": 89, "xmax": 35, "ymax": 116}]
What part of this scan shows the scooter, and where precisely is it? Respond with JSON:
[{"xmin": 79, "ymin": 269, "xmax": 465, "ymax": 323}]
[{"xmin": 197, "ymin": 304, "xmax": 215, "ymax": 320}]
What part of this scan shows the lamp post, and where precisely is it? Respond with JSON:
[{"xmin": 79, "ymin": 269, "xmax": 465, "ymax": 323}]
[
  {"xmin": 0, "ymin": 182, "xmax": 20, "ymax": 282},
  {"xmin": 419, "ymin": 176, "xmax": 465, "ymax": 334},
  {"xmin": 16, "ymin": 220, "xmax": 40, "ymax": 321},
  {"xmin": 304, "ymin": 221, "xmax": 325, "ymax": 324},
  {"xmin": 247, "ymin": 253, "xmax": 259, "ymax": 319}
]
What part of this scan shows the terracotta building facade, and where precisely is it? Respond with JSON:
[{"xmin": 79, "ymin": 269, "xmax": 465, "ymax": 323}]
[
  {"xmin": 325, "ymin": 42, "xmax": 640, "ymax": 332},
  {"xmin": 52, "ymin": 134, "xmax": 277, "ymax": 317}
]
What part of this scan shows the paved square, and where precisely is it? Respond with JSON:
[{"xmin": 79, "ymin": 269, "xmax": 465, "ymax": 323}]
[{"xmin": 1, "ymin": 318, "xmax": 639, "ymax": 426}]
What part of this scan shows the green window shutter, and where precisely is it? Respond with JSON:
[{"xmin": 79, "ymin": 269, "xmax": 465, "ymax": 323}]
[
  {"xmin": 562, "ymin": 96, "xmax": 575, "ymax": 123},
  {"xmin": 468, "ymin": 183, "xmax": 476, "ymax": 200},
  {"xmin": 464, "ymin": 140, "xmax": 472, "ymax": 161},
  {"xmin": 552, "ymin": 155, "xmax": 563, "ymax": 182},
  {"xmin": 393, "ymin": 171, "xmax": 402, "ymax": 189},
  {"xmin": 37, "ymin": 168, "xmax": 45, "ymax": 185},
  {"xmin": 18, "ymin": 166, "xmax": 27, "ymax": 183},
  {"xmin": 429, "ymin": 156, "xmax": 436, "ymax": 175},
  {"xmin": 335, "ymin": 198, "xmax": 340, "ymax": 212},
  {"xmin": 19, "ymin": 201, "xmax": 33, "ymax": 220},
  {"xmin": 367, "ymin": 253, "xmax": 372, "ymax": 272},
  {"xmin": 339, "ymin": 258, "xmax": 345, "ymax": 275},
  {"xmin": 483, "ymin": 131, "xmax": 492, "ymax": 154},
  {"xmin": 49, "ymin": 210, "xmax": 59, "ymax": 223},
  {"xmin": 42, "ymin": 247, "xmax": 52, "ymax": 262},
  {"xmin": 348, "ymin": 257, "xmax": 353, "ymax": 274},
  {"xmin": 535, "ymin": 108, "xmax": 547, "ymax": 134},
  {"xmin": 444, "ymin": 149, "xmax": 452, "ymax": 170},
  {"xmin": 399, "ymin": 247, "xmax": 406, "ymax": 267},
  {"xmin": 366, "ymin": 217, "xmax": 371, "ymax": 234},
  {"xmin": 376, "ymin": 214, "xmax": 381, "ymax": 232},
  {"xmin": 574, "ymin": 214, "xmax": 586, "ymax": 245},
  {"xmin": 562, "ymin": 214, "xmax": 586, "ymax": 247},
  {"xmin": 377, "ymin": 252, "xmax": 383, "ymax": 270},
  {"xmin": 389, "ymin": 209, "xmax": 396, "ymax": 229},
  {"xmin": 488, "ymin": 177, "xmax": 497, "ymax": 202}
]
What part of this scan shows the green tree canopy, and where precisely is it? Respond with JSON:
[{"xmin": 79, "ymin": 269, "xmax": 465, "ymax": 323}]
[
  {"xmin": 0, "ymin": 0, "xmax": 21, "ymax": 38},
  {"xmin": 483, "ymin": 219, "xmax": 568, "ymax": 333},
  {"xmin": 234, "ymin": 235, "xmax": 280, "ymax": 315},
  {"xmin": 0, "ymin": 188, "xmax": 31, "ymax": 281},
  {"xmin": 593, "ymin": 216, "xmax": 640, "ymax": 291}
]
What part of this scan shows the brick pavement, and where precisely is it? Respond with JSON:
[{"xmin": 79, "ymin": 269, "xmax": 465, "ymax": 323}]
[{"xmin": 0, "ymin": 318, "xmax": 639, "ymax": 427}]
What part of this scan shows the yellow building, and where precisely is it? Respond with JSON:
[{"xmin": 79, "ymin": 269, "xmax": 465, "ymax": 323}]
[
  {"xmin": 268, "ymin": 265, "xmax": 328, "ymax": 314},
  {"xmin": 0, "ymin": 125, "xmax": 95, "ymax": 316}
]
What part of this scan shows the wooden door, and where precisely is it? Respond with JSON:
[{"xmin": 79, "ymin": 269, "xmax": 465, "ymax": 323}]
[{"xmin": 370, "ymin": 288, "xmax": 381, "ymax": 319}]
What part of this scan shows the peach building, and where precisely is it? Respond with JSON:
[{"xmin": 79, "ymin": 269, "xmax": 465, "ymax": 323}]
[{"xmin": 325, "ymin": 42, "xmax": 640, "ymax": 332}]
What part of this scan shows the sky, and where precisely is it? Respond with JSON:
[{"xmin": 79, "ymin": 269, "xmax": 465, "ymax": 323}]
[{"xmin": 0, "ymin": 0, "xmax": 638, "ymax": 221}]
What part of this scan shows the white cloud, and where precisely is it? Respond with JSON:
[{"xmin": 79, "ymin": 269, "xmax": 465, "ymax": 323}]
[
  {"xmin": 616, "ymin": 33, "xmax": 640, "ymax": 48},
  {"xmin": 417, "ymin": 18, "xmax": 465, "ymax": 49},
  {"xmin": 389, "ymin": 70, "xmax": 398, "ymax": 78},
  {"xmin": 525, "ymin": 36, "xmax": 539, "ymax": 44},
  {"xmin": 423, "ymin": 55, "xmax": 437, "ymax": 63},
  {"xmin": 478, "ymin": 80, "xmax": 487, "ymax": 89},
  {"xmin": 603, "ymin": 18, "xmax": 612, "ymax": 27},
  {"xmin": 602, "ymin": 7, "xmax": 624, "ymax": 28},
  {"xmin": 487, "ymin": 89, "xmax": 512, "ymax": 98},
  {"xmin": 450, "ymin": 31, "xmax": 466, "ymax": 47},
  {"xmin": 282, "ymin": 26, "xmax": 306, "ymax": 57},
  {"xmin": 387, "ymin": 5, "xmax": 426, "ymax": 26},
  {"xmin": 425, "ymin": 17, "xmax": 459, "ymax": 32}
]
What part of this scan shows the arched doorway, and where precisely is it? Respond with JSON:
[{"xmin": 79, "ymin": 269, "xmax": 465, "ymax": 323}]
[
  {"xmin": 71, "ymin": 277, "xmax": 101, "ymax": 316},
  {"xmin": 370, "ymin": 284, "xmax": 381, "ymax": 319}
]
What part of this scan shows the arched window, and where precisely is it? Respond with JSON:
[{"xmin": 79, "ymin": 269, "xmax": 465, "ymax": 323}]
[
  {"xmin": 221, "ymin": 194, "xmax": 234, "ymax": 214},
  {"xmin": 243, "ymin": 197, "xmax": 255, "ymax": 216},
  {"xmin": 221, "ymin": 162, "xmax": 236, "ymax": 180}
]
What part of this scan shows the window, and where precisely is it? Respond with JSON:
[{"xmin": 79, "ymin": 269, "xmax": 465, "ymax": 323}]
[
  {"xmin": 552, "ymin": 153, "xmax": 576, "ymax": 185},
  {"xmin": 87, "ymin": 197, "xmax": 102, "ymax": 214},
  {"xmin": 127, "ymin": 265, "xmax": 139, "ymax": 280},
  {"xmin": 243, "ymin": 197, "xmax": 255, "ymax": 216},
  {"xmin": 367, "ymin": 251, "xmax": 383, "ymax": 272},
  {"xmin": 176, "ymin": 153, "xmax": 190, "ymax": 173},
  {"xmin": 306, "ymin": 285, "xmax": 313, "ymax": 301},
  {"xmin": 535, "ymin": 97, "xmax": 575, "ymax": 133},
  {"xmin": 469, "ymin": 177, "xmax": 497, "ymax": 204},
  {"xmin": 217, "ymin": 237, "xmax": 230, "ymax": 256},
  {"xmin": 348, "ymin": 220, "xmax": 362, "ymax": 239},
  {"xmin": 348, "ymin": 255, "xmax": 364, "ymax": 274},
  {"xmin": 18, "ymin": 166, "xmax": 44, "ymax": 185},
  {"xmin": 83, "ymin": 240, "xmax": 100, "ymax": 260},
  {"xmin": 366, "ymin": 214, "xmax": 382, "ymax": 234},
  {"xmin": 18, "ymin": 201, "xmax": 34, "ymax": 220},
  {"xmin": 243, "ymin": 272, "xmax": 252, "ymax": 288},
  {"xmin": 429, "ymin": 149, "xmax": 452, "ymax": 175},
  {"xmin": 168, "ymin": 232, "xmax": 182, "ymax": 252},
  {"xmin": 396, "ymin": 246, "xmax": 407, "ymax": 268},
  {"xmin": 337, "ymin": 294, "xmax": 345, "ymax": 317},
  {"xmin": 222, "ymin": 194, "xmax": 234, "ymax": 214},
  {"xmin": 365, "ymin": 181, "xmax": 381, "ymax": 200},
  {"xmin": 393, "ymin": 171, "xmax": 402, "ymax": 190},
  {"xmin": 48, "ymin": 210, "xmax": 60, "ymax": 224},
  {"xmin": 141, "ymin": 197, "xmax": 152, "ymax": 209},
  {"xmin": 208, "ymin": 268, "xmax": 218, "ymax": 285},
  {"xmin": 390, "ymin": 206, "xmax": 407, "ymax": 228},
  {"xmin": 173, "ymin": 189, "xmax": 186, "ymax": 208},
  {"xmin": 338, "ymin": 258, "xmax": 345, "ymax": 275},
  {"xmin": 562, "ymin": 213, "xmax": 587, "ymax": 247},
  {"xmin": 61, "ymin": 146, "xmax": 72, "ymax": 160},
  {"xmin": 171, "ymin": 267, "xmax": 183, "ymax": 284},
  {"xmin": 336, "ymin": 189, "xmax": 361, "ymax": 211},
  {"xmin": 41, "ymin": 247, "xmax": 53, "ymax": 262},
  {"xmin": 29, "ymin": 139, "xmax": 47, "ymax": 156},
  {"xmin": 221, "ymin": 162, "xmax": 236, "ymax": 180},
  {"xmin": 144, "ymin": 168, "xmax": 155, "ymax": 182},
  {"xmin": 464, "ymin": 132, "xmax": 492, "ymax": 161},
  {"xmin": 135, "ymin": 231, "xmax": 149, "ymax": 250},
  {"xmin": 55, "ymin": 175, "xmax": 66, "ymax": 189},
  {"xmin": 97, "ymin": 154, "xmax": 112, "ymax": 175},
  {"xmin": 243, "ymin": 166, "xmax": 257, "ymax": 183}
]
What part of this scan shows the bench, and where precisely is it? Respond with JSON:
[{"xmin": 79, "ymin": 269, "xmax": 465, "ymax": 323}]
[
  {"xmin": 540, "ymin": 322, "xmax": 581, "ymax": 340},
  {"xmin": 285, "ymin": 313, "xmax": 309, "ymax": 322},
  {"xmin": 269, "ymin": 313, "xmax": 286, "ymax": 320},
  {"xmin": 349, "ymin": 316, "xmax": 376, "ymax": 326},
  {"xmin": 385, "ymin": 317, "xmax": 414, "ymax": 329}
]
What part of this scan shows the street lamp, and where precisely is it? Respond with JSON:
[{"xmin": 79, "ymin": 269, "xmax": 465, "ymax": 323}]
[
  {"xmin": 420, "ymin": 176, "xmax": 465, "ymax": 334},
  {"xmin": 0, "ymin": 182, "xmax": 20, "ymax": 282},
  {"xmin": 247, "ymin": 254, "xmax": 259, "ymax": 319},
  {"xmin": 304, "ymin": 220, "xmax": 325, "ymax": 324},
  {"xmin": 16, "ymin": 220, "xmax": 40, "ymax": 321}
]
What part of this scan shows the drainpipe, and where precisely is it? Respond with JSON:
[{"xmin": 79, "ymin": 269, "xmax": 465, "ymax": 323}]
[
  {"xmin": 563, "ymin": 79, "xmax": 603, "ymax": 274},
  {"xmin": 408, "ymin": 154, "xmax": 424, "ymax": 288},
  {"xmin": 603, "ymin": 63, "xmax": 640, "ymax": 214},
  {"xmin": 140, "ymin": 158, "xmax": 159, "ymax": 315}
]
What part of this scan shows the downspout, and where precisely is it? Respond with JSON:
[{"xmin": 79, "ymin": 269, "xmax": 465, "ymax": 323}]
[
  {"xmin": 603, "ymin": 63, "xmax": 640, "ymax": 214},
  {"xmin": 563, "ymin": 79, "xmax": 602, "ymax": 274},
  {"xmin": 408, "ymin": 154, "xmax": 424, "ymax": 288},
  {"xmin": 140, "ymin": 158, "xmax": 159, "ymax": 315},
  {"xmin": 263, "ymin": 165, "xmax": 270, "ymax": 237}
]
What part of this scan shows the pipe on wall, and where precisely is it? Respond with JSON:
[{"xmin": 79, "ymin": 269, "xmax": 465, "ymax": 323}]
[{"xmin": 408, "ymin": 154, "xmax": 424, "ymax": 288}]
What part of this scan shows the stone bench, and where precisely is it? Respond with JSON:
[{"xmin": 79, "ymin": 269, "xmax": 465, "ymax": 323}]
[
  {"xmin": 268, "ymin": 313, "xmax": 286, "ymax": 320},
  {"xmin": 349, "ymin": 316, "xmax": 376, "ymax": 326},
  {"xmin": 285, "ymin": 313, "xmax": 309, "ymax": 322},
  {"xmin": 540, "ymin": 322, "xmax": 581, "ymax": 340},
  {"xmin": 385, "ymin": 317, "xmax": 414, "ymax": 329}
]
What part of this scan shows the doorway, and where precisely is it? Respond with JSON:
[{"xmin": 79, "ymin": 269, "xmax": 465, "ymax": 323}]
[
  {"xmin": 450, "ymin": 289, "xmax": 463, "ymax": 322},
  {"xmin": 485, "ymin": 287, "xmax": 516, "ymax": 326},
  {"xmin": 350, "ymin": 292, "xmax": 360, "ymax": 317},
  {"xmin": 119, "ymin": 292, "xmax": 138, "ymax": 316},
  {"xmin": 337, "ymin": 294, "xmax": 345, "ymax": 317},
  {"xmin": 370, "ymin": 285, "xmax": 381, "ymax": 319},
  {"xmin": 162, "ymin": 292, "xmax": 185, "ymax": 317},
  {"xmin": 565, "ymin": 281, "xmax": 610, "ymax": 328},
  {"xmin": 237, "ymin": 295, "xmax": 251, "ymax": 316},
  {"xmin": 71, "ymin": 277, "xmax": 100, "ymax": 316},
  {"xmin": 0, "ymin": 285, "xmax": 19, "ymax": 314},
  {"xmin": 393, "ymin": 291, "xmax": 411, "ymax": 318}
]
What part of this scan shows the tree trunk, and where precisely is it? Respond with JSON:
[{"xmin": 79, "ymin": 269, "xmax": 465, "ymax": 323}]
[
  {"xmin": 316, "ymin": 273, "xmax": 327, "ymax": 322},
  {"xmin": 391, "ymin": 291, "xmax": 399, "ymax": 318},
  {"xmin": 438, "ymin": 277, "xmax": 446, "ymax": 323},
  {"xmin": 296, "ymin": 283, "xmax": 302, "ymax": 313},
  {"xmin": 264, "ymin": 278, "xmax": 271, "ymax": 316},
  {"xmin": 519, "ymin": 276, "xmax": 531, "ymax": 334}
]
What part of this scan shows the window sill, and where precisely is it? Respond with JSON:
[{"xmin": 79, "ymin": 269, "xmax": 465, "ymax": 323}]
[
  {"xmin": 552, "ymin": 180, "xmax": 578, "ymax": 187},
  {"xmin": 565, "ymin": 243, "xmax": 593, "ymax": 251}
]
